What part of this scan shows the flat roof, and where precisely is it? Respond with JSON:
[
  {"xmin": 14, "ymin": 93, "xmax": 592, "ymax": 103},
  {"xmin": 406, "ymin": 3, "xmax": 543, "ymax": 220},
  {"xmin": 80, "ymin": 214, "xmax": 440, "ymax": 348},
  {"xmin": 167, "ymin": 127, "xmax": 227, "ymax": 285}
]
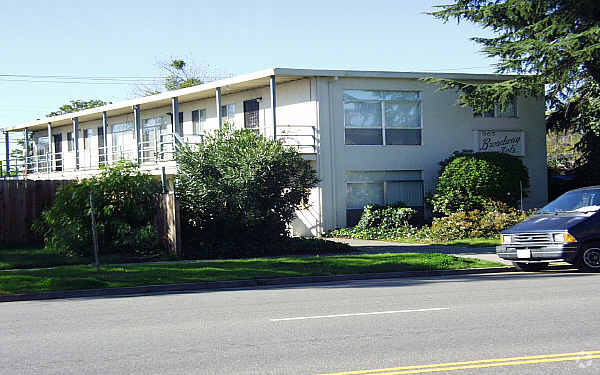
[{"xmin": 4, "ymin": 67, "xmax": 515, "ymax": 132}]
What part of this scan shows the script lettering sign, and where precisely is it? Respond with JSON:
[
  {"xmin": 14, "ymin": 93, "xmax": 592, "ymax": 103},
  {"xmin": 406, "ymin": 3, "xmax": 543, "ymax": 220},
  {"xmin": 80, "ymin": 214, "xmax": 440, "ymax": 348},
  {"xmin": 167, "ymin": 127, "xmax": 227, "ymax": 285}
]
[{"xmin": 474, "ymin": 130, "xmax": 525, "ymax": 156}]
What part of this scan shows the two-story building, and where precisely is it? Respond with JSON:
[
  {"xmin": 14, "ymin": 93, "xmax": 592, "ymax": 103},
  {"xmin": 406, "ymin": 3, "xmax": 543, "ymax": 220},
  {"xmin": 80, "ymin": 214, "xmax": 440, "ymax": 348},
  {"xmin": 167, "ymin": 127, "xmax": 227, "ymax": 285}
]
[{"xmin": 1, "ymin": 68, "xmax": 547, "ymax": 236}]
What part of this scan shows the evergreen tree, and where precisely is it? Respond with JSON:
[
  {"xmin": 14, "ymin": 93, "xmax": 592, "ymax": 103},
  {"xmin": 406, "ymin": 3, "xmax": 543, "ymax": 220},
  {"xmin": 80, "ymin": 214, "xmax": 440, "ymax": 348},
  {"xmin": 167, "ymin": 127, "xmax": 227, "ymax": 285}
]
[{"xmin": 430, "ymin": 0, "xmax": 600, "ymax": 179}]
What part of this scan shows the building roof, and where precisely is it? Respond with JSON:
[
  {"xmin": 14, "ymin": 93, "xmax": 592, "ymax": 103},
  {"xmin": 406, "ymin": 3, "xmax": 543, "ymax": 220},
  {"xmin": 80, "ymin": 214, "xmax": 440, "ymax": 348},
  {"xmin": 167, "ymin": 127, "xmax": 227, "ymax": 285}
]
[{"xmin": 4, "ymin": 68, "xmax": 515, "ymax": 132}]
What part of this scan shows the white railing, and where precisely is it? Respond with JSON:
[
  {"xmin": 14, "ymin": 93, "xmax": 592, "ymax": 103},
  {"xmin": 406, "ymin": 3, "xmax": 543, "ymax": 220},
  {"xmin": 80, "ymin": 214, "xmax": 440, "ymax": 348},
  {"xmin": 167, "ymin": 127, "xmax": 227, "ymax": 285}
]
[{"xmin": 0, "ymin": 125, "xmax": 316, "ymax": 178}]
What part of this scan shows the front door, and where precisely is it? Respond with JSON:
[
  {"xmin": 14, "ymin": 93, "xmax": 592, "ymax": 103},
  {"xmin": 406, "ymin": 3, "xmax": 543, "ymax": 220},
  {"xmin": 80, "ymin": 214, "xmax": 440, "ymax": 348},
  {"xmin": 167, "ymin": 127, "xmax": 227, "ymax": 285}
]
[
  {"xmin": 243, "ymin": 99, "xmax": 260, "ymax": 131},
  {"xmin": 53, "ymin": 134, "xmax": 62, "ymax": 171}
]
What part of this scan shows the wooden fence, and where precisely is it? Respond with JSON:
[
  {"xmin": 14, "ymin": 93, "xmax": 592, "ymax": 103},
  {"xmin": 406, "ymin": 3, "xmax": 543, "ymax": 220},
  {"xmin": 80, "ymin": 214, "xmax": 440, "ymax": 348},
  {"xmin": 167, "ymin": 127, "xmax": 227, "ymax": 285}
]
[
  {"xmin": 0, "ymin": 180, "xmax": 181, "ymax": 255},
  {"xmin": 0, "ymin": 180, "xmax": 70, "ymax": 246}
]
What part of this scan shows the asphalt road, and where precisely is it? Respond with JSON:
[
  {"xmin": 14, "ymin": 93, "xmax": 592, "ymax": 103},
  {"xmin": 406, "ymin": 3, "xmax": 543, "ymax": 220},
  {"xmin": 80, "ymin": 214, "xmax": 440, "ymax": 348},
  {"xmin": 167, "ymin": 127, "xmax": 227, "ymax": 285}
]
[{"xmin": 2, "ymin": 270, "xmax": 599, "ymax": 375}]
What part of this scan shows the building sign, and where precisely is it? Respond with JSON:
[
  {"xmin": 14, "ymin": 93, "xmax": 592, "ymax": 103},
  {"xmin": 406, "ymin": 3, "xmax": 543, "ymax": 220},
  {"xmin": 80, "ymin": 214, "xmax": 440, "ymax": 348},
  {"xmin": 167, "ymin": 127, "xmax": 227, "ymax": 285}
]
[{"xmin": 474, "ymin": 130, "xmax": 525, "ymax": 156}]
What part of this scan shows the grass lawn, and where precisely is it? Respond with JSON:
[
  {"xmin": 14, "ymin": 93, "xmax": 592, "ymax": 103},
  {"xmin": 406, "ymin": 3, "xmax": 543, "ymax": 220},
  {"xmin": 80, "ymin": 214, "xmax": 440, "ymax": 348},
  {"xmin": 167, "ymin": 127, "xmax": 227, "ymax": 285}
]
[{"xmin": 0, "ymin": 253, "xmax": 504, "ymax": 295}]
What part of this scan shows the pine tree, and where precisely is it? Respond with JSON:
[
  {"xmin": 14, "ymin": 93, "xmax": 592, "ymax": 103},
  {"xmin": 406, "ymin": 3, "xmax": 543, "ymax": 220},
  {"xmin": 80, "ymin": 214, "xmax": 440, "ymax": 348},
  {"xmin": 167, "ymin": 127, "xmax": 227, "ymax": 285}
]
[{"xmin": 430, "ymin": 0, "xmax": 600, "ymax": 180}]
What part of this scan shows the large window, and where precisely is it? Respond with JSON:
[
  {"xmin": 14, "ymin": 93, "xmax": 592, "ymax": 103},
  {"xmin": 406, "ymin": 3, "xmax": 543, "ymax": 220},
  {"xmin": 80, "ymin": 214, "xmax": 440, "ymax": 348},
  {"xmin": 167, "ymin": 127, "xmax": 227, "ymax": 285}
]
[
  {"xmin": 344, "ymin": 90, "xmax": 421, "ymax": 145},
  {"xmin": 111, "ymin": 121, "xmax": 134, "ymax": 159},
  {"xmin": 345, "ymin": 170, "xmax": 424, "ymax": 226}
]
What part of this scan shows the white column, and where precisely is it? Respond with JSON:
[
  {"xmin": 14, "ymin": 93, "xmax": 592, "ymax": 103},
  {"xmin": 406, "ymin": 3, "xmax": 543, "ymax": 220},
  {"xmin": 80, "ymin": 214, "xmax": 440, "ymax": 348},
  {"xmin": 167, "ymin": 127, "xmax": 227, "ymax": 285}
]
[
  {"xmin": 133, "ymin": 105, "xmax": 141, "ymax": 164},
  {"xmin": 73, "ymin": 118, "xmax": 79, "ymax": 170},
  {"xmin": 216, "ymin": 87, "xmax": 222, "ymax": 129},
  {"xmin": 47, "ymin": 122, "xmax": 53, "ymax": 172},
  {"xmin": 270, "ymin": 75, "xmax": 277, "ymax": 140}
]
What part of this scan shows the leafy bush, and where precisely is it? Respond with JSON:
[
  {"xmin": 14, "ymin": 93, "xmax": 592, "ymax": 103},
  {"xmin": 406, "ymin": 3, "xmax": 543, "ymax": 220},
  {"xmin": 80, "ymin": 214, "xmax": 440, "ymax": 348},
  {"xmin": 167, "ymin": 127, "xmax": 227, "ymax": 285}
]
[
  {"xmin": 175, "ymin": 127, "xmax": 319, "ymax": 252},
  {"xmin": 329, "ymin": 200, "xmax": 530, "ymax": 243},
  {"xmin": 356, "ymin": 205, "xmax": 417, "ymax": 231},
  {"xmin": 33, "ymin": 162, "xmax": 162, "ymax": 257},
  {"xmin": 431, "ymin": 151, "xmax": 530, "ymax": 215},
  {"xmin": 429, "ymin": 201, "xmax": 531, "ymax": 241}
]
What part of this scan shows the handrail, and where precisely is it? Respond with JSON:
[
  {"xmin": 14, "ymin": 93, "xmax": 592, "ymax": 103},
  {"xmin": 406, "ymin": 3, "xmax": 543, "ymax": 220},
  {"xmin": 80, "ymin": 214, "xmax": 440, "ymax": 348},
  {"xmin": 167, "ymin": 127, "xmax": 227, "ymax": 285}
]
[{"xmin": 1, "ymin": 125, "xmax": 317, "ymax": 178}]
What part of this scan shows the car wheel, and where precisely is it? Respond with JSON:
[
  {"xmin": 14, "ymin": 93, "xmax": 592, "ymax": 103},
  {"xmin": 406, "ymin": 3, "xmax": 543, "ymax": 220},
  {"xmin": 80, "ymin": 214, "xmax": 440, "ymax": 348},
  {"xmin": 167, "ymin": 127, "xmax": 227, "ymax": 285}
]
[
  {"xmin": 512, "ymin": 262, "xmax": 549, "ymax": 272},
  {"xmin": 577, "ymin": 246, "xmax": 600, "ymax": 272}
]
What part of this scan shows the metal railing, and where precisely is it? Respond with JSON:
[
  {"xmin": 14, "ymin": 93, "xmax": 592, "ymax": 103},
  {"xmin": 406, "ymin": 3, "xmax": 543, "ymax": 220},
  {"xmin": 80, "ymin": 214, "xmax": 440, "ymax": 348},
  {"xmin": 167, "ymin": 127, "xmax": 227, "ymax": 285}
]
[{"xmin": 0, "ymin": 125, "xmax": 316, "ymax": 178}]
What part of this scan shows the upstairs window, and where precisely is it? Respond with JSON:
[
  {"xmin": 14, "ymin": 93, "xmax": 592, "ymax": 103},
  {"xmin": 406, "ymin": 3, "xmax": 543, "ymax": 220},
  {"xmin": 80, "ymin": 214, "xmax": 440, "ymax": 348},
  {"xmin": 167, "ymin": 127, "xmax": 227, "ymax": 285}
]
[
  {"xmin": 221, "ymin": 104, "xmax": 235, "ymax": 125},
  {"xmin": 192, "ymin": 109, "xmax": 206, "ymax": 135},
  {"xmin": 474, "ymin": 99, "xmax": 517, "ymax": 118},
  {"xmin": 344, "ymin": 90, "xmax": 421, "ymax": 145},
  {"xmin": 67, "ymin": 132, "xmax": 74, "ymax": 152}
]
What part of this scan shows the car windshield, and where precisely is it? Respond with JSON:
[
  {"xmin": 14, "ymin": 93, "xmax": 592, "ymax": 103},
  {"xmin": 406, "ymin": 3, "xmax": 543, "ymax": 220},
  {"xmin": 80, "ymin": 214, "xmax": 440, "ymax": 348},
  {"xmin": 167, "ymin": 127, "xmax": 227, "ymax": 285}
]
[{"xmin": 538, "ymin": 188, "xmax": 600, "ymax": 214}]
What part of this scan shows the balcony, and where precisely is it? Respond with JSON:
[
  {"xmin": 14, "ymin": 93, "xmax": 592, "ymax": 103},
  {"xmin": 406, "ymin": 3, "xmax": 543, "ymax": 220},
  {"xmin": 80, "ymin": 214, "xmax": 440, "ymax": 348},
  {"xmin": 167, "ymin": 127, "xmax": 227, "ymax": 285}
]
[{"xmin": 0, "ymin": 125, "xmax": 316, "ymax": 179}]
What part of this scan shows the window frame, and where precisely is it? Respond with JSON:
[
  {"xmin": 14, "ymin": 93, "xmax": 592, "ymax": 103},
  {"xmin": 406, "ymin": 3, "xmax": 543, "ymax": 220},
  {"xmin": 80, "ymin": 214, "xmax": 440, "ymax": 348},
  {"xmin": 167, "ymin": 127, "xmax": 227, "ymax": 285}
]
[{"xmin": 344, "ymin": 90, "xmax": 422, "ymax": 146}]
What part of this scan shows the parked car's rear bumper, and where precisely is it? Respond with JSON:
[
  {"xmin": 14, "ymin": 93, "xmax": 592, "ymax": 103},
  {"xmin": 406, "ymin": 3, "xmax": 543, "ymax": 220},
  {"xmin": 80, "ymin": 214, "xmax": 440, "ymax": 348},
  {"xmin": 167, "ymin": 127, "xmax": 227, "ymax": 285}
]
[{"xmin": 496, "ymin": 243, "xmax": 580, "ymax": 262}]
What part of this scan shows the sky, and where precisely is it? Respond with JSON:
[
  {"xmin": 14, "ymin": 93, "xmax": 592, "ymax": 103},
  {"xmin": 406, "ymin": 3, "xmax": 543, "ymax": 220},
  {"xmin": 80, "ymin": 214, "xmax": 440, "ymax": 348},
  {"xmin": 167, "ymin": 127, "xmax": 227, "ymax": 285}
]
[{"xmin": 0, "ymin": 0, "xmax": 497, "ymax": 134}]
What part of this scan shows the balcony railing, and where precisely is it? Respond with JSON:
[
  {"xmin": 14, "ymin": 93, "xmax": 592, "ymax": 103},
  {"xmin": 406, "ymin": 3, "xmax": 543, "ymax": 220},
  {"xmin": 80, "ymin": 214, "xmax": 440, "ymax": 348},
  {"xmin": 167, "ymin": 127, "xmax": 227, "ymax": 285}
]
[{"xmin": 0, "ymin": 125, "xmax": 316, "ymax": 178}]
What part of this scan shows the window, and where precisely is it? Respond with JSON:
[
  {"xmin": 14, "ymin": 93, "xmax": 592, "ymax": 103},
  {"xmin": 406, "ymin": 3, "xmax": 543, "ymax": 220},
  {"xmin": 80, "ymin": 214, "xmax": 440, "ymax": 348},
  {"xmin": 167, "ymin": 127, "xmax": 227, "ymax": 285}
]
[
  {"xmin": 243, "ymin": 99, "xmax": 260, "ymax": 129},
  {"xmin": 191, "ymin": 109, "xmax": 206, "ymax": 134},
  {"xmin": 221, "ymin": 103, "xmax": 235, "ymax": 125},
  {"xmin": 81, "ymin": 129, "xmax": 92, "ymax": 150},
  {"xmin": 344, "ymin": 90, "xmax": 421, "ymax": 145},
  {"xmin": 474, "ymin": 99, "xmax": 518, "ymax": 118},
  {"xmin": 112, "ymin": 121, "xmax": 134, "ymax": 157},
  {"xmin": 67, "ymin": 132, "xmax": 74, "ymax": 152},
  {"xmin": 345, "ymin": 170, "xmax": 424, "ymax": 226}
]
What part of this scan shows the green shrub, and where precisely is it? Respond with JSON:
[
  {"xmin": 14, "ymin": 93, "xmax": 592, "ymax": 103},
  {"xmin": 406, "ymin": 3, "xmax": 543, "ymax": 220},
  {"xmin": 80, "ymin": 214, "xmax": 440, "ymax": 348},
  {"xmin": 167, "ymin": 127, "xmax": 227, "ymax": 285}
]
[
  {"xmin": 33, "ymin": 162, "xmax": 162, "ymax": 257},
  {"xmin": 356, "ymin": 205, "xmax": 417, "ymax": 231},
  {"xmin": 431, "ymin": 151, "xmax": 530, "ymax": 215},
  {"xmin": 175, "ymin": 127, "xmax": 319, "ymax": 252}
]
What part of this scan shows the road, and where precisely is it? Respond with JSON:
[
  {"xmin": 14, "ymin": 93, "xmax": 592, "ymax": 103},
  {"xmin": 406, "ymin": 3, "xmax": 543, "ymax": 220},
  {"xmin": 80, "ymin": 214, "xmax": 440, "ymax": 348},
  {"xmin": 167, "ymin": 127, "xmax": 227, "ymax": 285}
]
[{"xmin": 2, "ymin": 270, "xmax": 599, "ymax": 374}]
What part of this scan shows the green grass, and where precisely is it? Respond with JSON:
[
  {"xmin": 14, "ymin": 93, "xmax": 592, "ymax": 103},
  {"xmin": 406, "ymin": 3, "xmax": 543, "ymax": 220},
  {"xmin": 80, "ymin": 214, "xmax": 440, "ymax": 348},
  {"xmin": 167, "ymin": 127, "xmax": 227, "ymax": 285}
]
[
  {"xmin": 0, "ymin": 247, "xmax": 85, "ymax": 270},
  {"xmin": 0, "ymin": 253, "xmax": 504, "ymax": 295}
]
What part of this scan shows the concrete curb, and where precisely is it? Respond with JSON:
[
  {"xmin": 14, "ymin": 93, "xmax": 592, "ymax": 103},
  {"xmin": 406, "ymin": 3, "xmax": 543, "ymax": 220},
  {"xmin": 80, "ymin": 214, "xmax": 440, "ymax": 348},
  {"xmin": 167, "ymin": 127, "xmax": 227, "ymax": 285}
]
[{"xmin": 0, "ymin": 266, "xmax": 514, "ymax": 303}]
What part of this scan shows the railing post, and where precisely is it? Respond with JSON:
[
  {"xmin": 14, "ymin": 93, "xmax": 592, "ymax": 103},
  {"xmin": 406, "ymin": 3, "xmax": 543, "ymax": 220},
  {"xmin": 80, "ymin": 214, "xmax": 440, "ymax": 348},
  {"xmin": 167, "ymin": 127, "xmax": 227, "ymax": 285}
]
[
  {"xmin": 154, "ymin": 128, "xmax": 159, "ymax": 162},
  {"xmin": 73, "ymin": 118, "xmax": 79, "ymax": 170},
  {"xmin": 270, "ymin": 75, "xmax": 277, "ymax": 141},
  {"xmin": 4, "ymin": 130, "xmax": 10, "ymax": 174},
  {"xmin": 133, "ymin": 104, "xmax": 141, "ymax": 164},
  {"xmin": 24, "ymin": 129, "xmax": 29, "ymax": 173}
]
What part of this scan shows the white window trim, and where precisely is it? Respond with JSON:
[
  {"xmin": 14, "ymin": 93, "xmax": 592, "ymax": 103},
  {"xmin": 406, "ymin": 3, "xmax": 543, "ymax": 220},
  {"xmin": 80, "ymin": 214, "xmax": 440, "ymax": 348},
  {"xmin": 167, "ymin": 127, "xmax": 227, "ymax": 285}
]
[{"xmin": 473, "ymin": 99, "xmax": 519, "ymax": 118}]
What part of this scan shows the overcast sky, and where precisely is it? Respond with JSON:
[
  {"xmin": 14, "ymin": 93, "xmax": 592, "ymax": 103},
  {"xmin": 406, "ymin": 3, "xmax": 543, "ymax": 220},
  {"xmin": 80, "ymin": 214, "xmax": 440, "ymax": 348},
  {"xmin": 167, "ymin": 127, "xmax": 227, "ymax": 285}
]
[{"xmin": 0, "ymin": 0, "xmax": 496, "ymax": 131}]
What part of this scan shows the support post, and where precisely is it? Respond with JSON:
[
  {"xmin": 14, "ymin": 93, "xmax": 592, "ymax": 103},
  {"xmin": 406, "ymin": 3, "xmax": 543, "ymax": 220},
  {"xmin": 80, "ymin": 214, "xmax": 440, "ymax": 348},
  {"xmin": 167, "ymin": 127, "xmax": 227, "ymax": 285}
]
[
  {"xmin": 47, "ymin": 122, "xmax": 53, "ymax": 172},
  {"xmin": 24, "ymin": 129, "xmax": 29, "ymax": 172},
  {"xmin": 73, "ymin": 118, "xmax": 79, "ymax": 169},
  {"xmin": 102, "ymin": 111, "xmax": 108, "ymax": 163},
  {"xmin": 5, "ymin": 130, "xmax": 10, "ymax": 174},
  {"xmin": 216, "ymin": 87, "xmax": 223, "ymax": 129},
  {"xmin": 171, "ymin": 97, "xmax": 180, "ymax": 136},
  {"xmin": 133, "ymin": 105, "xmax": 141, "ymax": 164},
  {"xmin": 270, "ymin": 75, "xmax": 277, "ymax": 140}
]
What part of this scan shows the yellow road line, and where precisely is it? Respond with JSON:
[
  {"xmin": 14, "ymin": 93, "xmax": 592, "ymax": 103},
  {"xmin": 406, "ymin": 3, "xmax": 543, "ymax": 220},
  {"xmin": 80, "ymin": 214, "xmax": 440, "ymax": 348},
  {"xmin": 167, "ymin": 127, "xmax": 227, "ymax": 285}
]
[{"xmin": 318, "ymin": 351, "xmax": 600, "ymax": 375}]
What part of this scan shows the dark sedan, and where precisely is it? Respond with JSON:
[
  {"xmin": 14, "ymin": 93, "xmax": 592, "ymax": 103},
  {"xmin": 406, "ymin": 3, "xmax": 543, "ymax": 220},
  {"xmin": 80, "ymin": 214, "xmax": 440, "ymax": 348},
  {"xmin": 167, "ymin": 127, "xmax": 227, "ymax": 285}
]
[{"xmin": 497, "ymin": 186, "xmax": 600, "ymax": 271}]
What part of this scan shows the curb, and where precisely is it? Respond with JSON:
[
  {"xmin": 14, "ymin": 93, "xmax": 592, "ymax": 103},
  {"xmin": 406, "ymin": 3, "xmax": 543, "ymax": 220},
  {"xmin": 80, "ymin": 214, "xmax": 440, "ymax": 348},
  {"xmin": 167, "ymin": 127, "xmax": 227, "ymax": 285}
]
[{"xmin": 0, "ymin": 266, "xmax": 514, "ymax": 303}]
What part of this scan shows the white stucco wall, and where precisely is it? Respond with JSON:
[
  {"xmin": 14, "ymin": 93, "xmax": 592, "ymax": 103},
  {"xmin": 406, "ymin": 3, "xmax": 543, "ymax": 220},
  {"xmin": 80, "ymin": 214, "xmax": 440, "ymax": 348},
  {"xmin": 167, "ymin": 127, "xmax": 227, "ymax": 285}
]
[{"xmin": 316, "ymin": 76, "xmax": 548, "ymax": 231}]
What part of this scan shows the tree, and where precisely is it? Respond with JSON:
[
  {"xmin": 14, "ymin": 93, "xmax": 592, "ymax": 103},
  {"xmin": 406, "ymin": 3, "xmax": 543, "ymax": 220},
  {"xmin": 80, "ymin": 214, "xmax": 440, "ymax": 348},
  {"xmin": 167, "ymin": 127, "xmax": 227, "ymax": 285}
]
[
  {"xmin": 430, "ymin": 1, "xmax": 600, "ymax": 176},
  {"xmin": 46, "ymin": 99, "xmax": 107, "ymax": 117},
  {"xmin": 135, "ymin": 58, "xmax": 208, "ymax": 96},
  {"xmin": 430, "ymin": 151, "xmax": 530, "ymax": 215},
  {"xmin": 175, "ymin": 127, "xmax": 319, "ymax": 253},
  {"xmin": 33, "ymin": 162, "xmax": 162, "ymax": 257}
]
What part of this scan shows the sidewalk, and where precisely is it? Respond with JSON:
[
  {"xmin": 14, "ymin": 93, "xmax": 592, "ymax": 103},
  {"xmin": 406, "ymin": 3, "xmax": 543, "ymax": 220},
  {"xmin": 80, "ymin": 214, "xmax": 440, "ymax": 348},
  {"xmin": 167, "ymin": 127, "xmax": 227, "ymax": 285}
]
[{"xmin": 328, "ymin": 238, "xmax": 511, "ymax": 265}]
